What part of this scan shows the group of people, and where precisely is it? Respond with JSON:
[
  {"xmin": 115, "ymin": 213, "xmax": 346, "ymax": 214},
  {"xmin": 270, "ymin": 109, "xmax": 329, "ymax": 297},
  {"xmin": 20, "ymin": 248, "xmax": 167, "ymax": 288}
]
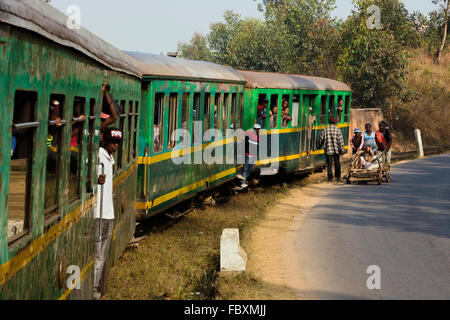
[
  {"xmin": 317, "ymin": 117, "xmax": 392, "ymax": 182},
  {"xmin": 257, "ymin": 99, "xmax": 293, "ymax": 129},
  {"xmin": 351, "ymin": 121, "xmax": 392, "ymax": 170}
]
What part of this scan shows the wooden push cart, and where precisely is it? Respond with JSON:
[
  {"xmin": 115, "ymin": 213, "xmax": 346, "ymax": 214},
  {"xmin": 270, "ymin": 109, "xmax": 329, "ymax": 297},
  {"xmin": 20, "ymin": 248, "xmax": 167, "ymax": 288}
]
[{"xmin": 346, "ymin": 150, "xmax": 391, "ymax": 185}]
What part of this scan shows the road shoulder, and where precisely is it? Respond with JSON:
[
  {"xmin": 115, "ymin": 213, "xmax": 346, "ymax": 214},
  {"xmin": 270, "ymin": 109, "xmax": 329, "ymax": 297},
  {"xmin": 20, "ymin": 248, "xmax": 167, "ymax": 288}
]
[{"xmin": 246, "ymin": 183, "xmax": 337, "ymax": 300}]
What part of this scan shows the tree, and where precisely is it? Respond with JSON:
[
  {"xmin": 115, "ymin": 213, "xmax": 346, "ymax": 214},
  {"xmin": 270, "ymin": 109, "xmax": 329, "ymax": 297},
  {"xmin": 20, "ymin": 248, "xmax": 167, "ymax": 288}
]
[
  {"xmin": 433, "ymin": 0, "xmax": 449, "ymax": 64},
  {"xmin": 337, "ymin": 0, "xmax": 410, "ymax": 109},
  {"xmin": 208, "ymin": 11, "xmax": 242, "ymax": 66},
  {"xmin": 177, "ymin": 33, "xmax": 213, "ymax": 61},
  {"xmin": 261, "ymin": 0, "xmax": 339, "ymax": 76}
]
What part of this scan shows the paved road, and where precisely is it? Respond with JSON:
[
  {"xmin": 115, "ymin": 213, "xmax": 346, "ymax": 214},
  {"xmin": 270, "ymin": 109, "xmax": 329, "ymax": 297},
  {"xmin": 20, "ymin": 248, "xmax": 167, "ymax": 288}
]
[{"xmin": 294, "ymin": 154, "xmax": 450, "ymax": 299}]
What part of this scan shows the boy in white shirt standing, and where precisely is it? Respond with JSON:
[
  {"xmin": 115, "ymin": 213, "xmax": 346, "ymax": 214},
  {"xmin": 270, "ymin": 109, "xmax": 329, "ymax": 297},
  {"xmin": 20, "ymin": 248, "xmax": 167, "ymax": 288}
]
[{"xmin": 94, "ymin": 127, "xmax": 122, "ymax": 299}]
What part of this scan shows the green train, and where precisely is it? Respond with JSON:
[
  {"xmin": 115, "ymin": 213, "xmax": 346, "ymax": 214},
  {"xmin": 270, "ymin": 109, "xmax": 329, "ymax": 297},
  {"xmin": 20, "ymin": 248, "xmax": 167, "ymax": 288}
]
[
  {"xmin": 0, "ymin": 0, "xmax": 351, "ymax": 299},
  {"xmin": 125, "ymin": 55, "xmax": 351, "ymax": 220},
  {"xmin": 0, "ymin": 0, "xmax": 141, "ymax": 299}
]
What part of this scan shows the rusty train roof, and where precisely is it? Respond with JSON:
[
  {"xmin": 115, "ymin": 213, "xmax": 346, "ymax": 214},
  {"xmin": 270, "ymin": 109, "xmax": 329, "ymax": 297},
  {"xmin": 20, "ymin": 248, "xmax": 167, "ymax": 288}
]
[
  {"xmin": 238, "ymin": 70, "xmax": 352, "ymax": 92},
  {"xmin": 124, "ymin": 51, "xmax": 246, "ymax": 83},
  {"xmin": 0, "ymin": 0, "xmax": 142, "ymax": 78}
]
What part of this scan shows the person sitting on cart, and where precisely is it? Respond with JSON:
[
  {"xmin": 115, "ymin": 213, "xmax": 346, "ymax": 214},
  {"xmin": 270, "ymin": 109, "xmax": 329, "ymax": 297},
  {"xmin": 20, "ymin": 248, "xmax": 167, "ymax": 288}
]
[{"xmin": 360, "ymin": 145, "xmax": 379, "ymax": 170}]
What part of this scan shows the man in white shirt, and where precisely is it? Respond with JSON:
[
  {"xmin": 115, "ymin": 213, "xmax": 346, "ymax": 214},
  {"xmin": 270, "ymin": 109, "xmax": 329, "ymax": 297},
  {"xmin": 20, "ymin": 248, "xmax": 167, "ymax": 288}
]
[{"xmin": 94, "ymin": 127, "xmax": 122, "ymax": 299}]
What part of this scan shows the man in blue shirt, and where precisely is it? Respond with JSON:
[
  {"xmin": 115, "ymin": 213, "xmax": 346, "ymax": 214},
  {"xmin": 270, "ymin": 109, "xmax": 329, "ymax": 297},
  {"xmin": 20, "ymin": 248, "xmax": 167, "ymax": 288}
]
[{"xmin": 363, "ymin": 123, "xmax": 377, "ymax": 153}]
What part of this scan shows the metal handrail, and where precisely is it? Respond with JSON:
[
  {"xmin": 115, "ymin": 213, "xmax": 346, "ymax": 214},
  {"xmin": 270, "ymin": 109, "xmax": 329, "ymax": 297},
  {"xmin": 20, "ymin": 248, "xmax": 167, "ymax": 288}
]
[
  {"xmin": 13, "ymin": 122, "xmax": 40, "ymax": 130},
  {"xmin": 48, "ymin": 120, "xmax": 67, "ymax": 126}
]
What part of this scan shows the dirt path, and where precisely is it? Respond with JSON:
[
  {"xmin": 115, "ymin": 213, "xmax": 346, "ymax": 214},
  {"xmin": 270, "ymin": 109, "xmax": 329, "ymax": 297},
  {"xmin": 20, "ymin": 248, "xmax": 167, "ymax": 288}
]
[{"xmin": 246, "ymin": 183, "xmax": 337, "ymax": 300}]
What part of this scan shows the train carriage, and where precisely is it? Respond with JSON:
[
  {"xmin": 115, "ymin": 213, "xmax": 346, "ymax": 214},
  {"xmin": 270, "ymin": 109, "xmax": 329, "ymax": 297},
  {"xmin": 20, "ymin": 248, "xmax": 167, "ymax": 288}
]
[
  {"xmin": 0, "ymin": 0, "xmax": 142, "ymax": 299},
  {"xmin": 124, "ymin": 52, "xmax": 246, "ymax": 220},
  {"xmin": 238, "ymin": 71, "xmax": 352, "ymax": 173}
]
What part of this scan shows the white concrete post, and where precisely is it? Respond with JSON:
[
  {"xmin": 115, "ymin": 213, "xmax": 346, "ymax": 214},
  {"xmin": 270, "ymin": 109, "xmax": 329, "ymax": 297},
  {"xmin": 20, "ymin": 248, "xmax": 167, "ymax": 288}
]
[
  {"xmin": 414, "ymin": 129, "xmax": 424, "ymax": 158},
  {"xmin": 220, "ymin": 229, "xmax": 247, "ymax": 272}
]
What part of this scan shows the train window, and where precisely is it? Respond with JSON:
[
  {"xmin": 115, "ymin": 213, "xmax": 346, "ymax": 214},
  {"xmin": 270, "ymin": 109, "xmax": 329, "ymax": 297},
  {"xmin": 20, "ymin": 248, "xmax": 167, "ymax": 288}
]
[
  {"xmin": 344, "ymin": 97, "xmax": 350, "ymax": 122},
  {"xmin": 86, "ymin": 99, "xmax": 96, "ymax": 194},
  {"xmin": 168, "ymin": 93, "xmax": 178, "ymax": 150},
  {"xmin": 270, "ymin": 94, "xmax": 278, "ymax": 129},
  {"xmin": 214, "ymin": 93, "xmax": 221, "ymax": 131},
  {"xmin": 45, "ymin": 94, "xmax": 66, "ymax": 221},
  {"xmin": 239, "ymin": 93, "xmax": 244, "ymax": 129},
  {"xmin": 257, "ymin": 94, "xmax": 268, "ymax": 128},
  {"xmin": 117, "ymin": 101, "xmax": 126, "ymax": 170},
  {"xmin": 337, "ymin": 96, "xmax": 343, "ymax": 123},
  {"xmin": 223, "ymin": 93, "xmax": 229, "ymax": 132},
  {"xmin": 153, "ymin": 93, "xmax": 164, "ymax": 153},
  {"xmin": 292, "ymin": 95, "xmax": 300, "ymax": 127},
  {"xmin": 281, "ymin": 95, "xmax": 291, "ymax": 128},
  {"xmin": 8, "ymin": 91, "xmax": 38, "ymax": 244},
  {"xmin": 127, "ymin": 101, "xmax": 133, "ymax": 164},
  {"xmin": 101, "ymin": 85, "xmax": 119, "ymax": 132},
  {"xmin": 133, "ymin": 101, "xmax": 139, "ymax": 159},
  {"xmin": 182, "ymin": 93, "xmax": 190, "ymax": 131},
  {"xmin": 329, "ymin": 95, "xmax": 335, "ymax": 118},
  {"xmin": 204, "ymin": 93, "xmax": 211, "ymax": 133},
  {"xmin": 68, "ymin": 97, "xmax": 86, "ymax": 203},
  {"xmin": 231, "ymin": 93, "xmax": 237, "ymax": 129},
  {"xmin": 193, "ymin": 93, "xmax": 201, "ymax": 145},
  {"xmin": 193, "ymin": 93, "xmax": 201, "ymax": 122},
  {"xmin": 320, "ymin": 96, "xmax": 327, "ymax": 124}
]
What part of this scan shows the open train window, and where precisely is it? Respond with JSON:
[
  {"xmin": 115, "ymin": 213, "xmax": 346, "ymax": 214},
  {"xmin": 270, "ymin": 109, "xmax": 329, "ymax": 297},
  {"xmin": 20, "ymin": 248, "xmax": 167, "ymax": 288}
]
[
  {"xmin": 337, "ymin": 96, "xmax": 343, "ymax": 123},
  {"xmin": 127, "ymin": 101, "xmax": 133, "ymax": 164},
  {"xmin": 100, "ymin": 84, "xmax": 118, "ymax": 132},
  {"xmin": 153, "ymin": 93, "xmax": 164, "ymax": 153},
  {"xmin": 344, "ymin": 97, "xmax": 350, "ymax": 122},
  {"xmin": 8, "ymin": 91, "xmax": 38, "ymax": 245},
  {"xmin": 223, "ymin": 93, "xmax": 229, "ymax": 132},
  {"xmin": 182, "ymin": 93, "xmax": 190, "ymax": 131},
  {"xmin": 239, "ymin": 93, "xmax": 244, "ymax": 129},
  {"xmin": 204, "ymin": 93, "xmax": 211, "ymax": 134},
  {"xmin": 193, "ymin": 93, "xmax": 201, "ymax": 145},
  {"xmin": 68, "ymin": 97, "xmax": 86, "ymax": 203},
  {"xmin": 320, "ymin": 96, "xmax": 327, "ymax": 124},
  {"xmin": 214, "ymin": 93, "xmax": 221, "ymax": 131},
  {"xmin": 86, "ymin": 99, "xmax": 96, "ymax": 194},
  {"xmin": 168, "ymin": 93, "xmax": 178, "ymax": 150},
  {"xmin": 281, "ymin": 94, "xmax": 291, "ymax": 128},
  {"xmin": 270, "ymin": 94, "xmax": 278, "ymax": 129},
  {"xmin": 292, "ymin": 95, "xmax": 300, "ymax": 127},
  {"xmin": 117, "ymin": 100, "xmax": 126, "ymax": 170},
  {"xmin": 329, "ymin": 95, "xmax": 335, "ymax": 118},
  {"xmin": 230, "ymin": 93, "xmax": 237, "ymax": 129},
  {"xmin": 45, "ymin": 94, "xmax": 66, "ymax": 223},
  {"xmin": 133, "ymin": 101, "xmax": 139, "ymax": 159},
  {"xmin": 257, "ymin": 94, "xmax": 268, "ymax": 128}
]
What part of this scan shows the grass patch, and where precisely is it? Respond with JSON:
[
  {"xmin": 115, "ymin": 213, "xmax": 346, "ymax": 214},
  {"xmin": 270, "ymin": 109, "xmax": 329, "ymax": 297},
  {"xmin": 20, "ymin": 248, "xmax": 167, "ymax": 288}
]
[{"xmin": 104, "ymin": 165, "xmax": 338, "ymax": 300}]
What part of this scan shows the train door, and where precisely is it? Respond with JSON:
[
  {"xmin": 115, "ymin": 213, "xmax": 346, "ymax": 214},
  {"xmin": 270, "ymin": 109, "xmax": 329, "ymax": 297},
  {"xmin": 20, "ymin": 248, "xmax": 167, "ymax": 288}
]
[
  {"xmin": 292, "ymin": 94, "xmax": 302, "ymax": 159},
  {"xmin": 303, "ymin": 95, "xmax": 316, "ymax": 167}
]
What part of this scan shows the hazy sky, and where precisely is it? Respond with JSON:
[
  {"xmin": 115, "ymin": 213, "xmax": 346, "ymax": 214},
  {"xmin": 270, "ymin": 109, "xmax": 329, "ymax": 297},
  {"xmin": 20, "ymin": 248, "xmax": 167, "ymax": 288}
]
[{"xmin": 49, "ymin": 0, "xmax": 439, "ymax": 54}]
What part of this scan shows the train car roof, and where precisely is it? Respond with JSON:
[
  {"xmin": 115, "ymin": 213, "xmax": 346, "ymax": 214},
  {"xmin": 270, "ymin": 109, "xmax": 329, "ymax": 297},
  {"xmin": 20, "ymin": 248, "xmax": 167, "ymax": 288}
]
[
  {"xmin": 238, "ymin": 70, "xmax": 352, "ymax": 92},
  {"xmin": 0, "ymin": 0, "xmax": 141, "ymax": 78},
  {"xmin": 124, "ymin": 51, "xmax": 246, "ymax": 83}
]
